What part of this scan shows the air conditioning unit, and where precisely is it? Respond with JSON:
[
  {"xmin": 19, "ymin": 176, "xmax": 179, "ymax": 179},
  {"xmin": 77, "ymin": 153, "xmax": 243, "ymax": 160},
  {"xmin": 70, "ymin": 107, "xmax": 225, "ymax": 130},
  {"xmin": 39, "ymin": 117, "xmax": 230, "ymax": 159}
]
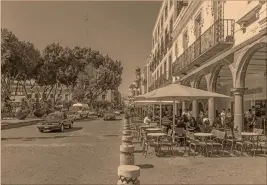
[{"xmin": 240, "ymin": 21, "xmax": 247, "ymax": 32}]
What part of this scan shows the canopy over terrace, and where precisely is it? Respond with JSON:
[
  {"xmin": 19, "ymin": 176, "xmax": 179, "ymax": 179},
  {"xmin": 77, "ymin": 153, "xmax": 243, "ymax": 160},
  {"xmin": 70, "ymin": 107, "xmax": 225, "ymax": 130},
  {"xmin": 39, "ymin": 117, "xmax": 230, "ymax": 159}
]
[
  {"xmin": 142, "ymin": 83, "xmax": 231, "ymax": 132},
  {"xmin": 145, "ymin": 83, "xmax": 230, "ymax": 101}
]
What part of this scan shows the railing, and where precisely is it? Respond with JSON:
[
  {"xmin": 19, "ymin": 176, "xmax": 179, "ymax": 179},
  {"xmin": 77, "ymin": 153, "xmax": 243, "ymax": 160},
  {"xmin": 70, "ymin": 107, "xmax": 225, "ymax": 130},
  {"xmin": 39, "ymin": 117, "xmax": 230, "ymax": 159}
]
[{"xmin": 172, "ymin": 19, "xmax": 235, "ymax": 74}]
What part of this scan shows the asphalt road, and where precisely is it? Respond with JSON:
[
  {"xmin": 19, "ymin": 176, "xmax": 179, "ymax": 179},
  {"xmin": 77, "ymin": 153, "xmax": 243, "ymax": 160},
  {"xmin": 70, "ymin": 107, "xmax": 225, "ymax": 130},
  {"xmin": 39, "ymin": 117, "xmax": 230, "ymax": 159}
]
[{"xmin": 1, "ymin": 116, "xmax": 123, "ymax": 184}]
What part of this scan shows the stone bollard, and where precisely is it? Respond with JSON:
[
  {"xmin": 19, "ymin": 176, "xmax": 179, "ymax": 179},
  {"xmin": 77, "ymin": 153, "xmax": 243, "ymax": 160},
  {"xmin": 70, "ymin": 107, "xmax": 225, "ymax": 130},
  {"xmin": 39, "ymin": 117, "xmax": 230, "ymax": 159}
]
[
  {"xmin": 120, "ymin": 144, "xmax": 135, "ymax": 165},
  {"xmin": 122, "ymin": 130, "xmax": 132, "ymax": 137},
  {"xmin": 122, "ymin": 135, "xmax": 133, "ymax": 145},
  {"xmin": 117, "ymin": 165, "xmax": 140, "ymax": 185}
]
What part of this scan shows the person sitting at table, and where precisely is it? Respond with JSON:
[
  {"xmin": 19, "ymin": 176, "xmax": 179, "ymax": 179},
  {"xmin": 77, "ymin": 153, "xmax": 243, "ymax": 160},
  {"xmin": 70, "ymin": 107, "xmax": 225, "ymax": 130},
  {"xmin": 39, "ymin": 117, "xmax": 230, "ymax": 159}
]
[
  {"xmin": 213, "ymin": 116, "xmax": 222, "ymax": 128},
  {"xmin": 190, "ymin": 117, "xmax": 197, "ymax": 128},
  {"xmin": 143, "ymin": 114, "xmax": 152, "ymax": 125},
  {"xmin": 176, "ymin": 119, "xmax": 187, "ymax": 130}
]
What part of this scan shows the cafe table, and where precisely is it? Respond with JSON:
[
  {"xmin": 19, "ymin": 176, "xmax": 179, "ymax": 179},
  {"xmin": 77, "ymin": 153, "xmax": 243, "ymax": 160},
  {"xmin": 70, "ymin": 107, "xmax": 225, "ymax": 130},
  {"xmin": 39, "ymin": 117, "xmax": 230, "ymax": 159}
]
[
  {"xmin": 241, "ymin": 132, "xmax": 259, "ymax": 136},
  {"xmin": 146, "ymin": 128, "xmax": 162, "ymax": 133},
  {"xmin": 193, "ymin": 133, "xmax": 214, "ymax": 156},
  {"xmin": 241, "ymin": 132, "xmax": 261, "ymax": 155}
]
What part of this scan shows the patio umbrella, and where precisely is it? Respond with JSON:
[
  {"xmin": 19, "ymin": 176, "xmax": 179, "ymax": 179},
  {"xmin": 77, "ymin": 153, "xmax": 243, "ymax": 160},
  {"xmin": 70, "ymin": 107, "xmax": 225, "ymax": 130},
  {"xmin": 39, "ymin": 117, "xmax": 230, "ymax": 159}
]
[
  {"xmin": 133, "ymin": 100, "xmax": 173, "ymax": 127},
  {"xmin": 145, "ymin": 83, "xmax": 231, "ymax": 133},
  {"xmin": 146, "ymin": 83, "xmax": 230, "ymax": 101}
]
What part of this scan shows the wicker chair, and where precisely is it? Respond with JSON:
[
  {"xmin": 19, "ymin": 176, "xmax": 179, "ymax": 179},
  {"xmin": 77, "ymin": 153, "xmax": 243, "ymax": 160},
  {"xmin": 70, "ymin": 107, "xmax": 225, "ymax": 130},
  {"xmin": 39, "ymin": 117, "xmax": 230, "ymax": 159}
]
[
  {"xmin": 206, "ymin": 131, "xmax": 226, "ymax": 157},
  {"xmin": 160, "ymin": 130, "xmax": 175, "ymax": 156}
]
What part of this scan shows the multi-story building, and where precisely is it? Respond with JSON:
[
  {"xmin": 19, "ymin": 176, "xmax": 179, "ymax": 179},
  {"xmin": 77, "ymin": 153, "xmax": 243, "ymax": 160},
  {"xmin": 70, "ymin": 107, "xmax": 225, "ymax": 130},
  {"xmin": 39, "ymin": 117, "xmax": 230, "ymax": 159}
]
[
  {"xmin": 143, "ymin": 0, "xmax": 267, "ymax": 131},
  {"xmin": 10, "ymin": 81, "xmax": 72, "ymax": 103}
]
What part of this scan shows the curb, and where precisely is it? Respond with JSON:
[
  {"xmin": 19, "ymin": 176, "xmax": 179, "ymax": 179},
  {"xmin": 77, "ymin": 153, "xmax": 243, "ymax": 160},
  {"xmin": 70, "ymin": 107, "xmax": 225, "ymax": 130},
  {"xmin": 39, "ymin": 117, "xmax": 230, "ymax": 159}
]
[{"xmin": 1, "ymin": 120, "xmax": 42, "ymax": 130}]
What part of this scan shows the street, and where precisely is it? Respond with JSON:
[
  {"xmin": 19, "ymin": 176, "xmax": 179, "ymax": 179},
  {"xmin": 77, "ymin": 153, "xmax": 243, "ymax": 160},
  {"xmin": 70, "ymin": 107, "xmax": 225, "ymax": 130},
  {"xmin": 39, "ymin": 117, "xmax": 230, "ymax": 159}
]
[
  {"xmin": 2, "ymin": 116, "xmax": 267, "ymax": 184},
  {"xmin": 1, "ymin": 117, "xmax": 123, "ymax": 184}
]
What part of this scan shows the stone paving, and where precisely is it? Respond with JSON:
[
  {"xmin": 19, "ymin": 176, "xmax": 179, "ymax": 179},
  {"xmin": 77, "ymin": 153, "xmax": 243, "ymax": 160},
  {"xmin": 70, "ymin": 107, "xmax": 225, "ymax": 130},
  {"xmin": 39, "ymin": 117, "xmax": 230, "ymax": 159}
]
[{"xmin": 1, "ymin": 117, "xmax": 266, "ymax": 184}]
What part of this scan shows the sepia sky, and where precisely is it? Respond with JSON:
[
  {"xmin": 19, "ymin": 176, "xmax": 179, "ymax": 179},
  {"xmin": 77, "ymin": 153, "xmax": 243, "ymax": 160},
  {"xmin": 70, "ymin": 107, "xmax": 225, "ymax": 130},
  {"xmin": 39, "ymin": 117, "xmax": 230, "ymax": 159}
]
[{"xmin": 1, "ymin": 1, "xmax": 161, "ymax": 96}]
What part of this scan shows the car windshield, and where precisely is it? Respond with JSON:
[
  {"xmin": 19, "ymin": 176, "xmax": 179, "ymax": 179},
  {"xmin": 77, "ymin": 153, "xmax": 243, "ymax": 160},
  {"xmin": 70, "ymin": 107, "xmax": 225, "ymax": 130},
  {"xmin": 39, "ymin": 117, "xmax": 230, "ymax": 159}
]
[{"xmin": 47, "ymin": 114, "xmax": 62, "ymax": 120}]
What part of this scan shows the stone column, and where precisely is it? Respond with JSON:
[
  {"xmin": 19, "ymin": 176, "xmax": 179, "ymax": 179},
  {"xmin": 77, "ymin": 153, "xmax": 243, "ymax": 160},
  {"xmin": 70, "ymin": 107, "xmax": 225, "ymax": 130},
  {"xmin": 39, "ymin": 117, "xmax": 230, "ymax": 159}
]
[
  {"xmin": 231, "ymin": 88, "xmax": 247, "ymax": 132},
  {"xmin": 117, "ymin": 165, "xmax": 140, "ymax": 185},
  {"xmin": 192, "ymin": 100, "xmax": 199, "ymax": 118},
  {"xmin": 208, "ymin": 98, "xmax": 215, "ymax": 124},
  {"xmin": 182, "ymin": 101, "xmax": 186, "ymax": 112}
]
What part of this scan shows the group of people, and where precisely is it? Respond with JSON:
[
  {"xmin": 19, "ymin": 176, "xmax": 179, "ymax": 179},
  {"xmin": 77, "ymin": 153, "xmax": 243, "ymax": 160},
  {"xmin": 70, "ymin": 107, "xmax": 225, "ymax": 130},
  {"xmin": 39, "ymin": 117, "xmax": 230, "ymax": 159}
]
[{"xmin": 142, "ymin": 106, "xmax": 266, "ymax": 133}]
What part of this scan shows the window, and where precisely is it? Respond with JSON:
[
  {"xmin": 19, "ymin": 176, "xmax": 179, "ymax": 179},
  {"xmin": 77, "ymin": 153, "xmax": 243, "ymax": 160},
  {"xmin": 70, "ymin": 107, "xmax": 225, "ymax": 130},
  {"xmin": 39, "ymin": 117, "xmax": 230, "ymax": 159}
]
[
  {"xmin": 168, "ymin": 55, "xmax": 172, "ymax": 77},
  {"xmin": 170, "ymin": 0, "xmax": 173, "ymax": 9},
  {"xmin": 182, "ymin": 30, "xmax": 189, "ymax": 50},
  {"xmin": 175, "ymin": 42, "xmax": 179, "ymax": 56},
  {"xmin": 160, "ymin": 66, "xmax": 162, "ymax": 75},
  {"xmin": 194, "ymin": 12, "xmax": 202, "ymax": 39},
  {"xmin": 65, "ymin": 94, "xmax": 69, "ymax": 100},
  {"xmin": 102, "ymin": 94, "xmax": 106, "ymax": 100},
  {"xmin": 164, "ymin": 61, "xmax": 167, "ymax": 73}
]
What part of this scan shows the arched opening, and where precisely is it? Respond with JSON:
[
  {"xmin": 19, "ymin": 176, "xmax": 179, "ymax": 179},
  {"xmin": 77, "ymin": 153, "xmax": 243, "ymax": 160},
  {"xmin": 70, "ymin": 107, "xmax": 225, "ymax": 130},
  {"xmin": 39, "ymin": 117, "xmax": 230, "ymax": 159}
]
[
  {"xmin": 213, "ymin": 62, "xmax": 234, "ymax": 114},
  {"xmin": 240, "ymin": 45, "xmax": 267, "ymax": 118},
  {"xmin": 195, "ymin": 75, "xmax": 208, "ymax": 113}
]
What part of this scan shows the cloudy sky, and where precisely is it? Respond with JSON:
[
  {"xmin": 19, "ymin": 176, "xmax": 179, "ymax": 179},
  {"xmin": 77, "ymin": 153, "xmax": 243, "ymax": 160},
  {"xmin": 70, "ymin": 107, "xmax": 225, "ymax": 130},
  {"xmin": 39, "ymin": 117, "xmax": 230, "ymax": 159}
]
[{"xmin": 1, "ymin": 1, "xmax": 161, "ymax": 96}]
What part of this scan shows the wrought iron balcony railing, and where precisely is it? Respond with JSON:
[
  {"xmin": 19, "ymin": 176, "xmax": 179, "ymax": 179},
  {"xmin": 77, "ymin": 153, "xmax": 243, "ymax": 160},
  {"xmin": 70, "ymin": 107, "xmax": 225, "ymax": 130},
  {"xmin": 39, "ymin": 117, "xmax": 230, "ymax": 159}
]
[{"xmin": 172, "ymin": 19, "xmax": 235, "ymax": 76}]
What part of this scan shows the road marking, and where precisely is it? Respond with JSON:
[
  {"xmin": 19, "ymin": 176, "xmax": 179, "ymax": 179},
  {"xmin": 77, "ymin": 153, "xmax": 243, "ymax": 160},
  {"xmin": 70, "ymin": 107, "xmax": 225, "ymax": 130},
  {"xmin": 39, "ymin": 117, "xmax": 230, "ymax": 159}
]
[{"xmin": 2, "ymin": 143, "xmax": 96, "ymax": 147}]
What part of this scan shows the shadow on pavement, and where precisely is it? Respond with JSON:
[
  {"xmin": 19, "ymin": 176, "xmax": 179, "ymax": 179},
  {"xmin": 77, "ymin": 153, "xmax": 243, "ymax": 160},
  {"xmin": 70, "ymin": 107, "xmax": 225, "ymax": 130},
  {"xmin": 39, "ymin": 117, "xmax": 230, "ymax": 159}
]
[
  {"xmin": 62, "ymin": 126, "xmax": 83, "ymax": 133},
  {"xmin": 136, "ymin": 164, "xmax": 154, "ymax": 169},
  {"xmin": 1, "ymin": 135, "xmax": 77, "ymax": 141},
  {"xmin": 75, "ymin": 117, "xmax": 97, "ymax": 122}
]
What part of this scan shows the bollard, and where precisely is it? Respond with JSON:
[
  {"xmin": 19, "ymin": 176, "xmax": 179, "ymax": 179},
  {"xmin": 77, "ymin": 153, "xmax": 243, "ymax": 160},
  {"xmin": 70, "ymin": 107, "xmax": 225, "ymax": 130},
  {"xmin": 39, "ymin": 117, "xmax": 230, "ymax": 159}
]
[
  {"xmin": 122, "ymin": 135, "xmax": 133, "ymax": 145},
  {"xmin": 123, "ymin": 130, "xmax": 132, "ymax": 136},
  {"xmin": 117, "ymin": 165, "xmax": 140, "ymax": 185},
  {"xmin": 120, "ymin": 144, "xmax": 135, "ymax": 165}
]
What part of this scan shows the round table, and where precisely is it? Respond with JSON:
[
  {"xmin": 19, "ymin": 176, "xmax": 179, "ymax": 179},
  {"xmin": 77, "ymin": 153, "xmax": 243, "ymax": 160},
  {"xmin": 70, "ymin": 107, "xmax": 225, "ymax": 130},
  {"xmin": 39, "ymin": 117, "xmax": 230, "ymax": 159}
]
[
  {"xmin": 147, "ymin": 133, "xmax": 167, "ymax": 137},
  {"xmin": 140, "ymin": 125, "xmax": 156, "ymax": 128},
  {"xmin": 241, "ymin": 132, "xmax": 259, "ymax": 136},
  {"xmin": 194, "ymin": 133, "xmax": 213, "ymax": 137},
  {"xmin": 146, "ymin": 128, "xmax": 162, "ymax": 132}
]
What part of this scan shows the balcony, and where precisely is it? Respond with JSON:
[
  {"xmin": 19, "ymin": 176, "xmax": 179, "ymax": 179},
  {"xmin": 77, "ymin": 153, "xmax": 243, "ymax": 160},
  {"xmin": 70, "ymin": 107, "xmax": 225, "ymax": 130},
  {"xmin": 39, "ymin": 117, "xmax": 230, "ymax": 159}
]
[{"xmin": 172, "ymin": 19, "xmax": 235, "ymax": 76}]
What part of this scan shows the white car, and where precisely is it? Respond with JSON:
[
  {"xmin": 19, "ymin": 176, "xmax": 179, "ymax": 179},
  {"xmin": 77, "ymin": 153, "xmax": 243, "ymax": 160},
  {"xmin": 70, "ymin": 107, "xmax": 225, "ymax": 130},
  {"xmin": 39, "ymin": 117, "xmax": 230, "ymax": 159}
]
[{"xmin": 114, "ymin": 110, "xmax": 120, "ymax": 115}]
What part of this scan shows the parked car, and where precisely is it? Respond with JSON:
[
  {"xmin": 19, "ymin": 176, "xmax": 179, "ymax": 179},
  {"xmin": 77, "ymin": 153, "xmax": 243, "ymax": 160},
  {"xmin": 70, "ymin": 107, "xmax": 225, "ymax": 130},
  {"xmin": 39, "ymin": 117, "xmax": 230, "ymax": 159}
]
[
  {"xmin": 114, "ymin": 110, "xmax": 121, "ymax": 116},
  {"xmin": 103, "ymin": 111, "xmax": 116, "ymax": 121},
  {"xmin": 97, "ymin": 110, "xmax": 104, "ymax": 118},
  {"xmin": 37, "ymin": 112, "xmax": 73, "ymax": 133},
  {"xmin": 68, "ymin": 110, "xmax": 80, "ymax": 121},
  {"xmin": 78, "ymin": 108, "xmax": 89, "ymax": 118},
  {"xmin": 88, "ymin": 110, "xmax": 97, "ymax": 116}
]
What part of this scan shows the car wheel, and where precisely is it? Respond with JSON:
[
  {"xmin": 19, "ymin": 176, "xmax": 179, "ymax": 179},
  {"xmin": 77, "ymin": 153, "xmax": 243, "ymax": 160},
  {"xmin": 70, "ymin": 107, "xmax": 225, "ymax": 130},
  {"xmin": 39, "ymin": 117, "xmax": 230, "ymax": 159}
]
[
  {"xmin": 60, "ymin": 124, "xmax": 64, "ymax": 132},
  {"xmin": 38, "ymin": 129, "xmax": 43, "ymax": 133}
]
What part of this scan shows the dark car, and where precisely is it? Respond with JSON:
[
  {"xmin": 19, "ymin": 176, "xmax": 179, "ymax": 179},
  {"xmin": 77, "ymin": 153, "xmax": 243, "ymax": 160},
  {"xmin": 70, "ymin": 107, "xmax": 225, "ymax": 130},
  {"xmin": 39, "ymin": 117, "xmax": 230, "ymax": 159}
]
[
  {"xmin": 103, "ymin": 112, "xmax": 116, "ymax": 121},
  {"xmin": 37, "ymin": 112, "xmax": 73, "ymax": 133},
  {"xmin": 97, "ymin": 111, "xmax": 104, "ymax": 118}
]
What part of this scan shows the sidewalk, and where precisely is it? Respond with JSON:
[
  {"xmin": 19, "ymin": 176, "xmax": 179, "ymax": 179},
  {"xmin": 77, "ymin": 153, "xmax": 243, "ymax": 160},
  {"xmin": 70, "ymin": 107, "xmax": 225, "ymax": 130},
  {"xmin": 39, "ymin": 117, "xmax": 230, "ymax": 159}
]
[{"xmin": 1, "ymin": 118, "xmax": 43, "ymax": 130}]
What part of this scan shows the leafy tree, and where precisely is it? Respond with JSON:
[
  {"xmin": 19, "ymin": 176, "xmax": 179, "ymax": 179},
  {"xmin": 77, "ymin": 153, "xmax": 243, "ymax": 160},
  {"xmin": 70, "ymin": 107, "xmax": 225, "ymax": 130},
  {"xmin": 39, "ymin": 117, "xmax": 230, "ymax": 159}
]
[
  {"xmin": 36, "ymin": 44, "xmax": 87, "ymax": 106},
  {"xmin": 1, "ymin": 29, "xmax": 42, "ymax": 102},
  {"xmin": 72, "ymin": 55, "xmax": 123, "ymax": 106}
]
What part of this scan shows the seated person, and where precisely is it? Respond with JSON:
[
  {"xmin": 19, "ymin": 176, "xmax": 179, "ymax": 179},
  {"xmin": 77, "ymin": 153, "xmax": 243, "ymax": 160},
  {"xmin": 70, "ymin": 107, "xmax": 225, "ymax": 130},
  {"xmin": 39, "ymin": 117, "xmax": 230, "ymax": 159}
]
[
  {"xmin": 143, "ymin": 114, "xmax": 152, "ymax": 125},
  {"xmin": 189, "ymin": 117, "xmax": 197, "ymax": 128},
  {"xmin": 176, "ymin": 119, "xmax": 187, "ymax": 130}
]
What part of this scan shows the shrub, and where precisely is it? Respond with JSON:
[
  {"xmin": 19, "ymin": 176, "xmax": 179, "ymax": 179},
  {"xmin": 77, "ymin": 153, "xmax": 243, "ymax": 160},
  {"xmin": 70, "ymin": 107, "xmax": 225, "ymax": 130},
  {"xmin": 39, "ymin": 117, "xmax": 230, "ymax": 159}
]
[{"xmin": 15, "ymin": 107, "xmax": 28, "ymax": 120}]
